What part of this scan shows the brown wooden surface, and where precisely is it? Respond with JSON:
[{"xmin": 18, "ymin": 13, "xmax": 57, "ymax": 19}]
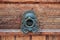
[
  {"xmin": 16, "ymin": 36, "xmax": 29, "ymax": 40},
  {"xmin": 1, "ymin": 36, "xmax": 14, "ymax": 40},
  {"xmin": 0, "ymin": 32, "xmax": 60, "ymax": 36},
  {"xmin": 0, "ymin": 0, "xmax": 60, "ymax": 40},
  {"xmin": 32, "ymin": 36, "xmax": 46, "ymax": 40},
  {"xmin": 0, "ymin": 3, "xmax": 60, "ymax": 37},
  {"xmin": 0, "ymin": 0, "xmax": 60, "ymax": 2},
  {"xmin": 0, "ymin": 4, "xmax": 60, "ymax": 29},
  {"xmin": 0, "ymin": 35, "xmax": 60, "ymax": 40}
]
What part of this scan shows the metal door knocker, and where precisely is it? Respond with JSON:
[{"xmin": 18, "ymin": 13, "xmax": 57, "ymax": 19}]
[{"xmin": 21, "ymin": 10, "xmax": 39, "ymax": 33}]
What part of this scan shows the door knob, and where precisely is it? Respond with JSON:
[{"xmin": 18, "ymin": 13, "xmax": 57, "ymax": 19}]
[{"xmin": 21, "ymin": 10, "xmax": 39, "ymax": 34}]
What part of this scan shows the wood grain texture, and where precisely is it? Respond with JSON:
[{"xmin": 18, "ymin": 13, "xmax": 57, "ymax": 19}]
[
  {"xmin": 1, "ymin": 36, "xmax": 5, "ymax": 40},
  {"xmin": 0, "ymin": 32, "xmax": 60, "ymax": 36},
  {"xmin": 16, "ymin": 36, "xmax": 29, "ymax": 40},
  {"xmin": 46, "ymin": 36, "xmax": 60, "ymax": 40},
  {"xmin": 55, "ymin": 36, "xmax": 60, "ymax": 40},
  {"xmin": 1, "ymin": 36, "xmax": 14, "ymax": 40},
  {"xmin": 0, "ymin": 0, "xmax": 60, "ymax": 40},
  {"xmin": 0, "ymin": 0, "xmax": 60, "ymax": 2},
  {"xmin": 0, "ymin": 35, "xmax": 60, "ymax": 40},
  {"xmin": 48, "ymin": 35, "xmax": 56, "ymax": 40},
  {"xmin": 0, "ymin": 4, "xmax": 60, "ymax": 29},
  {"xmin": 32, "ymin": 36, "xmax": 46, "ymax": 40}
]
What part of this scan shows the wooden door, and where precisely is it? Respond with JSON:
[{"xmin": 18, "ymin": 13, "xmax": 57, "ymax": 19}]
[{"xmin": 0, "ymin": 0, "xmax": 60, "ymax": 40}]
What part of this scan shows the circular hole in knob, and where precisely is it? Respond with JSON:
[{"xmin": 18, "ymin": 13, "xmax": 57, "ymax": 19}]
[{"xmin": 26, "ymin": 19, "xmax": 33, "ymax": 26}]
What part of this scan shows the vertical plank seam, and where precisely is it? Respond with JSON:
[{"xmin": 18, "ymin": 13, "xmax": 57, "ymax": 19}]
[
  {"xmin": 46, "ymin": 35, "xmax": 49, "ymax": 40},
  {"xmin": 52, "ymin": 35, "xmax": 56, "ymax": 40},
  {"xmin": 14, "ymin": 35, "xmax": 16, "ymax": 40},
  {"xmin": 30, "ymin": 35, "xmax": 32, "ymax": 40}
]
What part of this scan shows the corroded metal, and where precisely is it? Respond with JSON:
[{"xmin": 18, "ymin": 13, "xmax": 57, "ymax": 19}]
[{"xmin": 21, "ymin": 10, "xmax": 39, "ymax": 33}]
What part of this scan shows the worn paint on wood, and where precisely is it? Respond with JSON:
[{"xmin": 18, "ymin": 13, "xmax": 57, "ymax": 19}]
[
  {"xmin": 1, "ymin": 36, "xmax": 14, "ymax": 40},
  {"xmin": 0, "ymin": 0, "xmax": 60, "ymax": 2},
  {"xmin": 0, "ymin": 4, "xmax": 60, "ymax": 29},
  {"xmin": 56, "ymin": 36, "xmax": 60, "ymax": 40},
  {"xmin": 0, "ymin": 0, "xmax": 60, "ymax": 40},
  {"xmin": 16, "ymin": 36, "xmax": 29, "ymax": 40},
  {"xmin": 32, "ymin": 36, "xmax": 46, "ymax": 40},
  {"xmin": 0, "ymin": 35, "xmax": 60, "ymax": 40}
]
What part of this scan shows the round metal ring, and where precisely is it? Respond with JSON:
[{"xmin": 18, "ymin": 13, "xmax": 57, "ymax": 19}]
[{"xmin": 25, "ymin": 18, "xmax": 35, "ymax": 28}]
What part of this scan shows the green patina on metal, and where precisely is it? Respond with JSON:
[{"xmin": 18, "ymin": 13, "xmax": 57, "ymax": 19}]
[{"xmin": 21, "ymin": 10, "xmax": 39, "ymax": 34}]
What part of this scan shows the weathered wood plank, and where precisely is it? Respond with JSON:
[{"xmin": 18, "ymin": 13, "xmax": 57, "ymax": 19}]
[
  {"xmin": 0, "ymin": 0, "xmax": 60, "ymax": 2},
  {"xmin": 1, "ymin": 36, "xmax": 14, "ymax": 40},
  {"xmin": 0, "ymin": 4, "xmax": 60, "ymax": 29},
  {"xmin": 56, "ymin": 36, "xmax": 60, "ymax": 40},
  {"xmin": 5, "ymin": 36, "xmax": 14, "ymax": 40},
  {"xmin": 46, "ymin": 35, "xmax": 58, "ymax": 40},
  {"xmin": 36, "ymin": 4, "xmax": 60, "ymax": 29},
  {"xmin": 1, "ymin": 36, "xmax": 5, "ymax": 40},
  {"xmin": 0, "ymin": 32, "xmax": 60, "ymax": 36},
  {"xmin": 16, "ymin": 36, "xmax": 29, "ymax": 40},
  {"xmin": 49, "ymin": 36, "xmax": 55, "ymax": 40},
  {"xmin": 0, "ymin": 0, "xmax": 36, "ymax": 2},
  {"xmin": 32, "ymin": 36, "xmax": 46, "ymax": 40}
]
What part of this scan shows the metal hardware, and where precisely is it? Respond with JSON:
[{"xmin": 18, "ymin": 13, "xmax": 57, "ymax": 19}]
[{"xmin": 21, "ymin": 10, "xmax": 39, "ymax": 33}]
